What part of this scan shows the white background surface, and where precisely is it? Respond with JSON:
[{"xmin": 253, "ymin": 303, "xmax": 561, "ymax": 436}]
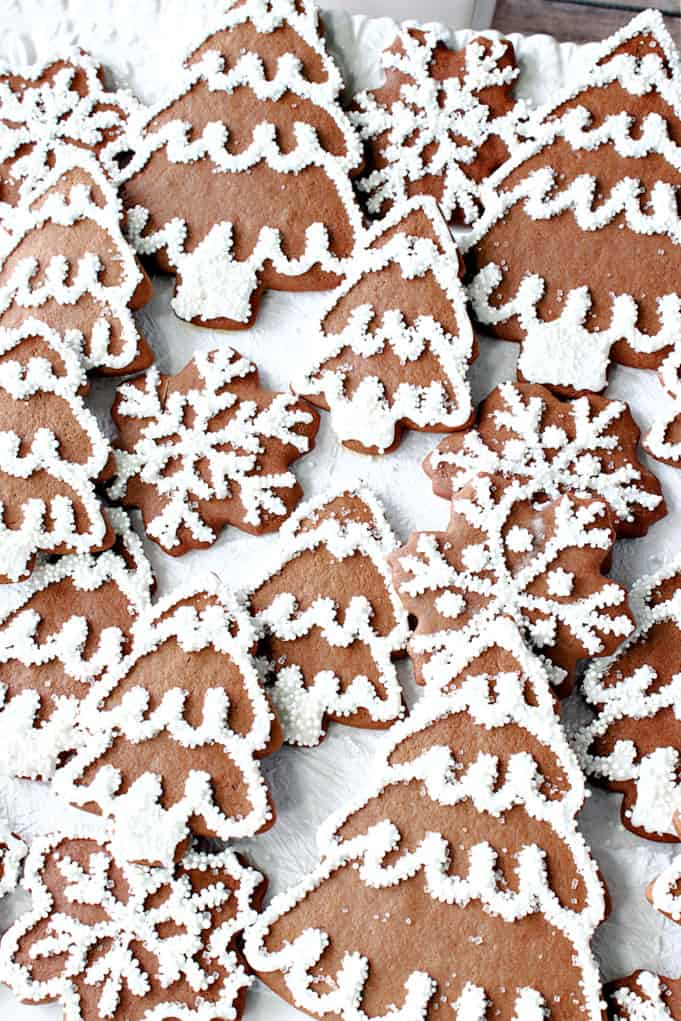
[{"xmin": 0, "ymin": 4, "xmax": 681, "ymax": 1018}]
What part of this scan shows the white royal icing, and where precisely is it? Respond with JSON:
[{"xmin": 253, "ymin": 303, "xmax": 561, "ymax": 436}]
[
  {"xmin": 296, "ymin": 196, "xmax": 475, "ymax": 453},
  {"xmin": 0, "ymin": 830, "xmax": 263, "ymax": 1021},
  {"xmin": 350, "ymin": 24, "xmax": 521, "ymax": 224},
  {"xmin": 0, "ymin": 507, "xmax": 154, "ymax": 781},
  {"xmin": 0, "ymin": 817, "xmax": 26, "ymax": 900},
  {"xmin": 244, "ymin": 618, "xmax": 606, "ymax": 1021},
  {"xmin": 0, "ymin": 145, "xmax": 149, "ymax": 374},
  {"xmin": 577, "ymin": 559, "xmax": 681, "ymax": 839},
  {"xmin": 651, "ymin": 855, "xmax": 681, "ymax": 923},
  {"xmin": 610, "ymin": 972, "xmax": 678, "ymax": 1021},
  {"xmin": 108, "ymin": 346, "xmax": 317, "ymax": 551},
  {"xmin": 114, "ymin": 0, "xmax": 364, "ymax": 326},
  {"xmin": 0, "ymin": 49, "xmax": 131, "ymax": 226},
  {"xmin": 54, "ymin": 582, "xmax": 278, "ymax": 866},
  {"xmin": 0, "ymin": 318, "xmax": 113, "ymax": 583},
  {"xmin": 395, "ymin": 474, "xmax": 632, "ymax": 685},
  {"xmin": 425, "ymin": 381, "xmax": 662, "ymax": 531},
  {"xmin": 464, "ymin": 10, "xmax": 681, "ymax": 395},
  {"xmin": 245, "ymin": 486, "xmax": 409, "ymax": 747}
]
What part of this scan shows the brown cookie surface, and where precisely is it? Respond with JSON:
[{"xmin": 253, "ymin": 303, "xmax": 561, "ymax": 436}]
[
  {"xmin": 0, "ymin": 146, "xmax": 152, "ymax": 375},
  {"xmin": 579, "ymin": 561, "xmax": 681, "ymax": 841},
  {"xmin": 606, "ymin": 972, "xmax": 681, "ymax": 1020},
  {"xmin": 54, "ymin": 586, "xmax": 282, "ymax": 866},
  {"xmin": 109, "ymin": 347, "xmax": 319, "ymax": 555},
  {"xmin": 464, "ymin": 11, "xmax": 681, "ymax": 404},
  {"xmin": 425, "ymin": 381, "xmax": 665, "ymax": 538},
  {"xmin": 116, "ymin": 0, "xmax": 363, "ymax": 329},
  {"xmin": 0, "ymin": 508, "xmax": 154, "ymax": 780},
  {"xmin": 0, "ymin": 832, "xmax": 265, "ymax": 1021},
  {"xmin": 350, "ymin": 26, "xmax": 520, "ymax": 224},
  {"xmin": 298, "ymin": 196, "xmax": 477, "ymax": 454},
  {"xmin": 245, "ymin": 621, "xmax": 606, "ymax": 1021},
  {"xmin": 0, "ymin": 320, "xmax": 116, "ymax": 584},
  {"xmin": 390, "ymin": 473, "xmax": 633, "ymax": 694},
  {"xmin": 247, "ymin": 487, "xmax": 409, "ymax": 747}
]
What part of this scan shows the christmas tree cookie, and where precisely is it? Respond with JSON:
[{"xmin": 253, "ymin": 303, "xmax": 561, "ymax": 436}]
[
  {"xmin": 246, "ymin": 487, "xmax": 409, "ymax": 747},
  {"xmin": 115, "ymin": 0, "xmax": 363, "ymax": 329},
  {"xmin": 297, "ymin": 196, "xmax": 477, "ymax": 454},
  {"xmin": 245, "ymin": 620, "xmax": 606, "ymax": 1021}
]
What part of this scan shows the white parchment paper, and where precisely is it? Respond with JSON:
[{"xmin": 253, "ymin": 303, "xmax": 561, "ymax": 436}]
[{"xmin": 0, "ymin": 4, "xmax": 680, "ymax": 1017}]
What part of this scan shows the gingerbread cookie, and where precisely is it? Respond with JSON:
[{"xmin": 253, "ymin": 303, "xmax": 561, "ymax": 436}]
[
  {"xmin": 246, "ymin": 487, "xmax": 409, "ymax": 747},
  {"xmin": 425, "ymin": 381, "xmax": 665, "ymax": 538},
  {"xmin": 0, "ymin": 51, "xmax": 129, "ymax": 226},
  {"xmin": 0, "ymin": 819, "xmax": 25, "ymax": 900},
  {"xmin": 351, "ymin": 26, "xmax": 520, "ymax": 224},
  {"xmin": 464, "ymin": 10, "xmax": 681, "ymax": 397},
  {"xmin": 54, "ymin": 584, "xmax": 282, "ymax": 866},
  {"xmin": 0, "ymin": 319, "xmax": 116, "ymax": 584},
  {"xmin": 390, "ymin": 474, "xmax": 633, "ymax": 694},
  {"xmin": 0, "ymin": 507, "xmax": 154, "ymax": 781},
  {"xmin": 606, "ymin": 972, "xmax": 681, "ymax": 1020},
  {"xmin": 245, "ymin": 618, "xmax": 606, "ymax": 1021},
  {"xmin": 0, "ymin": 145, "xmax": 152, "ymax": 375},
  {"xmin": 578, "ymin": 560, "xmax": 681, "ymax": 841},
  {"xmin": 0, "ymin": 831, "xmax": 264, "ymax": 1021},
  {"xmin": 297, "ymin": 196, "xmax": 476, "ymax": 454},
  {"xmin": 114, "ymin": 0, "xmax": 364, "ymax": 329},
  {"xmin": 108, "ymin": 347, "xmax": 319, "ymax": 555}
]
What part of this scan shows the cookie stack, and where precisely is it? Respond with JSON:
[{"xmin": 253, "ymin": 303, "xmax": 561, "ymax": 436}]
[{"xmin": 0, "ymin": 3, "xmax": 678, "ymax": 1021}]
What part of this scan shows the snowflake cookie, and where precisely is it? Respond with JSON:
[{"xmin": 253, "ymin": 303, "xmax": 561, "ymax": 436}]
[
  {"xmin": 296, "ymin": 196, "xmax": 476, "ymax": 454},
  {"xmin": 108, "ymin": 347, "xmax": 319, "ymax": 555},
  {"xmin": 424, "ymin": 381, "xmax": 665, "ymax": 538},
  {"xmin": 606, "ymin": 971, "xmax": 681, "ymax": 1021},
  {"xmin": 0, "ymin": 831, "xmax": 264, "ymax": 1021},
  {"xmin": 0, "ymin": 819, "xmax": 26, "ymax": 900},
  {"xmin": 390, "ymin": 473, "xmax": 633, "ymax": 694},
  {"xmin": 246, "ymin": 487, "xmax": 409, "ymax": 747},
  {"xmin": 114, "ymin": 0, "xmax": 364, "ymax": 329},
  {"xmin": 464, "ymin": 10, "xmax": 681, "ymax": 399},
  {"xmin": 0, "ymin": 50, "xmax": 131, "ymax": 225},
  {"xmin": 245, "ymin": 619, "xmax": 606, "ymax": 1021},
  {"xmin": 0, "ymin": 145, "xmax": 153, "ymax": 375},
  {"xmin": 0, "ymin": 508, "xmax": 154, "ymax": 781},
  {"xmin": 577, "ymin": 560, "xmax": 681, "ymax": 841},
  {"xmin": 0, "ymin": 319, "xmax": 116, "ymax": 584},
  {"xmin": 350, "ymin": 25, "xmax": 520, "ymax": 224},
  {"xmin": 54, "ymin": 584, "xmax": 282, "ymax": 867}
]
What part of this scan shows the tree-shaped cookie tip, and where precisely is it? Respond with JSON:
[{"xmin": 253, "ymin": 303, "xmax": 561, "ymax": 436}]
[
  {"xmin": 245, "ymin": 620, "xmax": 606, "ymax": 1021},
  {"xmin": 0, "ymin": 319, "xmax": 116, "ymax": 584},
  {"xmin": 465, "ymin": 10, "xmax": 681, "ymax": 408},
  {"xmin": 298, "ymin": 195, "xmax": 477, "ymax": 454},
  {"xmin": 54, "ymin": 584, "xmax": 282, "ymax": 867},
  {"xmin": 0, "ymin": 145, "xmax": 153, "ymax": 376},
  {"xmin": 115, "ymin": 0, "xmax": 364, "ymax": 329},
  {"xmin": 578, "ymin": 559, "xmax": 681, "ymax": 841},
  {"xmin": 0, "ymin": 831, "xmax": 264, "ymax": 1021},
  {"xmin": 350, "ymin": 24, "xmax": 521, "ymax": 225},
  {"xmin": 606, "ymin": 971, "xmax": 681, "ymax": 1021},
  {"xmin": 246, "ymin": 485, "xmax": 409, "ymax": 747},
  {"xmin": 425, "ymin": 381, "xmax": 665, "ymax": 538},
  {"xmin": 0, "ymin": 507, "xmax": 154, "ymax": 781},
  {"xmin": 109, "ymin": 346, "xmax": 319, "ymax": 555},
  {"xmin": 391, "ymin": 473, "xmax": 633, "ymax": 695}
]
